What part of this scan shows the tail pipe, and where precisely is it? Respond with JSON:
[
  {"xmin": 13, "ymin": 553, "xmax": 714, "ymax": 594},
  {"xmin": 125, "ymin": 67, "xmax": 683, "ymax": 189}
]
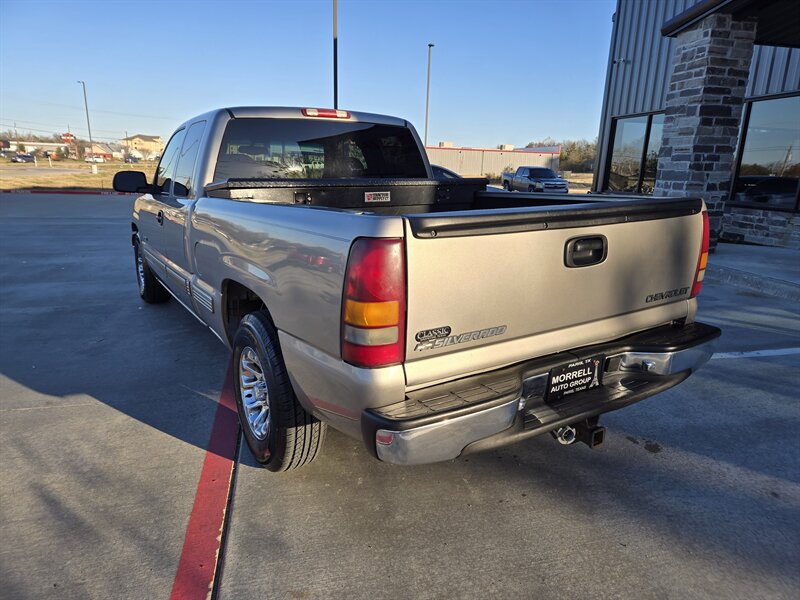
[
  {"xmin": 551, "ymin": 419, "xmax": 606, "ymax": 448},
  {"xmin": 551, "ymin": 426, "xmax": 577, "ymax": 445}
]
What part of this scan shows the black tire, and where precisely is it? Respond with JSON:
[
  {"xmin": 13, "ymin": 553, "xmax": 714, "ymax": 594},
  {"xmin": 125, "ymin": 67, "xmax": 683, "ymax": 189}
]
[
  {"xmin": 503, "ymin": 181, "xmax": 511, "ymax": 191},
  {"xmin": 528, "ymin": 185, "xmax": 535, "ymax": 192},
  {"xmin": 232, "ymin": 311, "xmax": 326, "ymax": 472},
  {"xmin": 134, "ymin": 237, "xmax": 169, "ymax": 304}
]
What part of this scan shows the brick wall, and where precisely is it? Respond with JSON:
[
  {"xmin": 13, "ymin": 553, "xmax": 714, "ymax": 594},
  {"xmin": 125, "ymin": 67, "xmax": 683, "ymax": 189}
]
[
  {"xmin": 654, "ymin": 13, "xmax": 757, "ymax": 248},
  {"xmin": 721, "ymin": 206, "xmax": 800, "ymax": 249}
]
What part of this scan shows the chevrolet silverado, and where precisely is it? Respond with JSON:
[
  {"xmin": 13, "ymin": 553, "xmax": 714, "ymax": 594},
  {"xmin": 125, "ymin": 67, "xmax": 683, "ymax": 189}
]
[
  {"xmin": 114, "ymin": 106, "xmax": 720, "ymax": 472},
  {"xmin": 502, "ymin": 166, "xmax": 569, "ymax": 193}
]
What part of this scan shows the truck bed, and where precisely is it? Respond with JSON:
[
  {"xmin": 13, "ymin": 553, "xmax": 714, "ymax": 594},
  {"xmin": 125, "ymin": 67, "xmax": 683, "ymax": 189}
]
[{"xmin": 204, "ymin": 177, "xmax": 586, "ymax": 214}]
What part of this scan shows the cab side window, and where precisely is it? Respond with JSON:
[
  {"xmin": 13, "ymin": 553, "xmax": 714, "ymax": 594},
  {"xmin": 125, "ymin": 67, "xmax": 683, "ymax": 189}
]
[
  {"xmin": 156, "ymin": 129, "xmax": 186, "ymax": 194},
  {"xmin": 173, "ymin": 121, "xmax": 207, "ymax": 197}
]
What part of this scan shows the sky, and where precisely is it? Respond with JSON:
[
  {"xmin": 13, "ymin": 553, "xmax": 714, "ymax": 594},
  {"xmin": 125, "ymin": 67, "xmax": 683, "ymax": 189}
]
[{"xmin": 0, "ymin": 0, "xmax": 616, "ymax": 148}]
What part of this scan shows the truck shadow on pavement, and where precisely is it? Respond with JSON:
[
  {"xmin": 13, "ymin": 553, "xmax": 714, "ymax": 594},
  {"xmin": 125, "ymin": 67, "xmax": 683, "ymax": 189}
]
[
  {"xmin": 228, "ymin": 410, "xmax": 800, "ymax": 598},
  {"xmin": 1, "ymin": 294, "xmax": 233, "ymax": 457}
]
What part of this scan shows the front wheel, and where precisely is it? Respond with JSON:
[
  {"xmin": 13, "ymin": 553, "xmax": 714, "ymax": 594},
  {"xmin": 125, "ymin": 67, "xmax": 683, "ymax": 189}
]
[
  {"xmin": 233, "ymin": 311, "xmax": 326, "ymax": 472},
  {"xmin": 133, "ymin": 238, "xmax": 169, "ymax": 303}
]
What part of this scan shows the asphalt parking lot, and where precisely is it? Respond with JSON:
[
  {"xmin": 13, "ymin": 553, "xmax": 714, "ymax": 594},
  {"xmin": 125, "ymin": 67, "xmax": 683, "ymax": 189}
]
[{"xmin": 1, "ymin": 193, "xmax": 798, "ymax": 600}]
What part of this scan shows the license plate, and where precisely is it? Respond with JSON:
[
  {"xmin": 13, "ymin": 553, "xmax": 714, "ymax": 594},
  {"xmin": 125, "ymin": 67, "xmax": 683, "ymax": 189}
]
[{"xmin": 546, "ymin": 354, "xmax": 605, "ymax": 401}]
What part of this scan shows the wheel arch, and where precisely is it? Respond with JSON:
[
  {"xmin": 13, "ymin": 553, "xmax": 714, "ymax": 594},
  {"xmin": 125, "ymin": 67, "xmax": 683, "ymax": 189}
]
[{"xmin": 221, "ymin": 278, "xmax": 275, "ymax": 345}]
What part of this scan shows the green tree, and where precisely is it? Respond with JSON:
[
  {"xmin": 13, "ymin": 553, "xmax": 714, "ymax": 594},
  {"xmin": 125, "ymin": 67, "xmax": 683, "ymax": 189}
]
[{"xmin": 526, "ymin": 137, "xmax": 597, "ymax": 173}]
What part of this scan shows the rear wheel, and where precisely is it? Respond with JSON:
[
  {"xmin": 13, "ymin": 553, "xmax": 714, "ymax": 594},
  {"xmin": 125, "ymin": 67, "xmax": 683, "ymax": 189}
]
[
  {"xmin": 503, "ymin": 181, "xmax": 510, "ymax": 191},
  {"xmin": 133, "ymin": 238, "xmax": 169, "ymax": 303},
  {"xmin": 233, "ymin": 311, "xmax": 326, "ymax": 471},
  {"xmin": 528, "ymin": 185, "xmax": 535, "ymax": 192}
]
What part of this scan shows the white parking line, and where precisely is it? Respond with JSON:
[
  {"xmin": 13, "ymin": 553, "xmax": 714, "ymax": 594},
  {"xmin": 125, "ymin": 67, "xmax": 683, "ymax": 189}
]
[{"xmin": 712, "ymin": 347, "xmax": 800, "ymax": 360}]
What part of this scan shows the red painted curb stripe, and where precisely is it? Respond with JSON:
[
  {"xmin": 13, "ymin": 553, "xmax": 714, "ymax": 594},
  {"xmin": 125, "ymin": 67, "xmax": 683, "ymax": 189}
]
[
  {"xmin": 0, "ymin": 189, "xmax": 133, "ymax": 195},
  {"xmin": 170, "ymin": 363, "xmax": 239, "ymax": 600}
]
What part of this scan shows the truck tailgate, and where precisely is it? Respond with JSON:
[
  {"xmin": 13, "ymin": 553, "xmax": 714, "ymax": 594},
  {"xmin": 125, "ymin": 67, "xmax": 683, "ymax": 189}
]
[{"xmin": 402, "ymin": 197, "xmax": 704, "ymax": 387}]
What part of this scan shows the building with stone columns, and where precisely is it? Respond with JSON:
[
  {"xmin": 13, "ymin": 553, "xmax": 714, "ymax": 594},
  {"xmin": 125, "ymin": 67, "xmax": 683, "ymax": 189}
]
[{"xmin": 593, "ymin": 0, "xmax": 799, "ymax": 249}]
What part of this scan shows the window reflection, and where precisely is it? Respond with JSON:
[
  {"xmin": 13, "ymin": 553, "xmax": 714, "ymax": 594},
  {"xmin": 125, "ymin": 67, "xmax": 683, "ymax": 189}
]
[
  {"xmin": 733, "ymin": 95, "xmax": 800, "ymax": 210},
  {"xmin": 607, "ymin": 116, "xmax": 648, "ymax": 192},
  {"xmin": 213, "ymin": 119, "xmax": 428, "ymax": 182},
  {"xmin": 641, "ymin": 114, "xmax": 664, "ymax": 195}
]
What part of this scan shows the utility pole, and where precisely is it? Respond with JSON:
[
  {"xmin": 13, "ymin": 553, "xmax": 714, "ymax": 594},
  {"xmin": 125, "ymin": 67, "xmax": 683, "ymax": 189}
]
[
  {"xmin": 333, "ymin": 0, "xmax": 338, "ymax": 109},
  {"xmin": 77, "ymin": 81, "xmax": 94, "ymax": 160},
  {"xmin": 424, "ymin": 43, "xmax": 434, "ymax": 147}
]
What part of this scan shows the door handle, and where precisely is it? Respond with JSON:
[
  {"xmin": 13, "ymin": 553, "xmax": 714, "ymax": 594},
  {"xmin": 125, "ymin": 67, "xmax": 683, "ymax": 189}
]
[
  {"xmin": 565, "ymin": 235, "xmax": 607, "ymax": 267},
  {"xmin": 157, "ymin": 210, "xmax": 164, "ymax": 225}
]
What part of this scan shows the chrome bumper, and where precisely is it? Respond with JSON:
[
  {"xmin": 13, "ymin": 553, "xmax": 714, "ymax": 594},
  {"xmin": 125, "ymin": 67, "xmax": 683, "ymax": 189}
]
[{"xmin": 372, "ymin": 333, "xmax": 717, "ymax": 465}]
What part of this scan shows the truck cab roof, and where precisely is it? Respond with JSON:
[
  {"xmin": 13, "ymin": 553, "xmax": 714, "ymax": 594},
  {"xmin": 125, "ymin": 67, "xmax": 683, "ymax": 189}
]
[{"xmin": 178, "ymin": 107, "xmax": 409, "ymax": 130}]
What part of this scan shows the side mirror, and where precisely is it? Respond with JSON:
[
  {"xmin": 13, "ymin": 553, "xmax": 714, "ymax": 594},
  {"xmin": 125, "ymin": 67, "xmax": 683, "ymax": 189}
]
[
  {"xmin": 113, "ymin": 170, "xmax": 150, "ymax": 193},
  {"xmin": 173, "ymin": 181, "xmax": 189, "ymax": 197}
]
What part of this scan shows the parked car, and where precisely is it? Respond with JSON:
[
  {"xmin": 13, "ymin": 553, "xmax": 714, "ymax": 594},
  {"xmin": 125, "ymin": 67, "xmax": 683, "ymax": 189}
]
[
  {"xmin": 124, "ymin": 156, "xmax": 140, "ymax": 163},
  {"xmin": 85, "ymin": 155, "xmax": 105, "ymax": 163},
  {"xmin": 114, "ymin": 106, "xmax": 719, "ymax": 472},
  {"xmin": 502, "ymin": 166, "xmax": 569, "ymax": 193},
  {"xmin": 11, "ymin": 153, "xmax": 35, "ymax": 163},
  {"xmin": 431, "ymin": 164, "xmax": 461, "ymax": 179}
]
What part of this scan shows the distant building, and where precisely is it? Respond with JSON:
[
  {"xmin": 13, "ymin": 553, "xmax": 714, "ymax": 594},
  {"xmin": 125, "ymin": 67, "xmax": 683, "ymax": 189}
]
[
  {"xmin": 9, "ymin": 140, "xmax": 69, "ymax": 154},
  {"xmin": 121, "ymin": 134, "xmax": 164, "ymax": 158},
  {"xmin": 426, "ymin": 145, "xmax": 560, "ymax": 177},
  {"xmin": 594, "ymin": 0, "xmax": 799, "ymax": 249},
  {"xmin": 83, "ymin": 143, "xmax": 114, "ymax": 160}
]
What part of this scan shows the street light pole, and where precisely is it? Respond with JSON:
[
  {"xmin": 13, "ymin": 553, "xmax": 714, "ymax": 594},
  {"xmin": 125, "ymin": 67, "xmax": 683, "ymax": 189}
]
[
  {"xmin": 424, "ymin": 43, "xmax": 434, "ymax": 147},
  {"xmin": 333, "ymin": 0, "xmax": 338, "ymax": 109},
  {"xmin": 77, "ymin": 81, "xmax": 94, "ymax": 160}
]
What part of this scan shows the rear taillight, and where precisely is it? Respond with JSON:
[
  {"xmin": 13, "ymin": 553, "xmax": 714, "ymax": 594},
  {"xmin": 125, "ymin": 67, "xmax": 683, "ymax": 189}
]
[
  {"xmin": 342, "ymin": 238, "xmax": 405, "ymax": 368},
  {"xmin": 302, "ymin": 108, "xmax": 351, "ymax": 119},
  {"xmin": 690, "ymin": 210, "xmax": 709, "ymax": 298}
]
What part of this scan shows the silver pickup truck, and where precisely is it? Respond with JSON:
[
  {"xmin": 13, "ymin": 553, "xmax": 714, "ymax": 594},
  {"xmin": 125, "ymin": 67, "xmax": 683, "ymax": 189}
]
[
  {"xmin": 502, "ymin": 166, "xmax": 569, "ymax": 193},
  {"xmin": 114, "ymin": 106, "xmax": 719, "ymax": 472}
]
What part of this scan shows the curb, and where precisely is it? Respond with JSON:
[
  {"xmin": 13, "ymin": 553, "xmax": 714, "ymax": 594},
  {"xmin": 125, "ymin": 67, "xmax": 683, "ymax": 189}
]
[
  {"xmin": 705, "ymin": 265, "xmax": 800, "ymax": 302},
  {"xmin": 0, "ymin": 189, "xmax": 133, "ymax": 195}
]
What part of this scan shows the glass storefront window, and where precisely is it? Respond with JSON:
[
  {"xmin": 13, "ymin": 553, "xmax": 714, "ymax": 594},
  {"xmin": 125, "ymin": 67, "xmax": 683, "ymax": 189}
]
[
  {"xmin": 733, "ymin": 95, "xmax": 800, "ymax": 211},
  {"xmin": 606, "ymin": 116, "xmax": 648, "ymax": 192},
  {"xmin": 640, "ymin": 114, "xmax": 664, "ymax": 195},
  {"xmin": 604, "ymin": 112, "xmax": 664, "ymax": 194}
]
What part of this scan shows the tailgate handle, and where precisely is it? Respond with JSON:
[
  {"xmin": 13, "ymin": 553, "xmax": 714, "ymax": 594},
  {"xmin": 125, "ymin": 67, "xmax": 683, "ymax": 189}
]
[{"xmin": 565, "ymin": 235, "xmax": 607, "ymax": 267}]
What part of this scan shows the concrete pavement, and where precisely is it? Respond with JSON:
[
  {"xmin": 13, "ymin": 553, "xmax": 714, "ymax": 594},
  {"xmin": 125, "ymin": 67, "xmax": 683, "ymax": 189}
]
[
  {"xmin": 0, "ymin": 194, "xmax": 230, "ymax": 599},
  {"xmin": 1, "ymin": 193, "xmax": 798, "ymax": 600},
  {"xmin": 707, "ymin": 242, "xmax": 800, "ymax": 301}
]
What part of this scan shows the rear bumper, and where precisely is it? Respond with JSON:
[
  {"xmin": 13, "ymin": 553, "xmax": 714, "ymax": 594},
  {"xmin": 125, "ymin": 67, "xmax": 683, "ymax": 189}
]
[{"xmin": 362, "ymin": 322, "xmax": 720, "ymax": 465}]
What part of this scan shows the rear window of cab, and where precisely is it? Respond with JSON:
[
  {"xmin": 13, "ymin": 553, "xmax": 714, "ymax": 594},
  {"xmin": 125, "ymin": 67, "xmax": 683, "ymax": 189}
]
[{"xmin": 214, "ymin": 118, "xmax": 427, "ymax": 181}]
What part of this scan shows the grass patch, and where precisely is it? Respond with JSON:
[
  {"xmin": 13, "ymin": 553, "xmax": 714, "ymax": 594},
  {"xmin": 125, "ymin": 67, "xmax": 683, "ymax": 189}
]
[{"xmin": 0, "ymin": 161, "xmax": 156, "ymax": 191}]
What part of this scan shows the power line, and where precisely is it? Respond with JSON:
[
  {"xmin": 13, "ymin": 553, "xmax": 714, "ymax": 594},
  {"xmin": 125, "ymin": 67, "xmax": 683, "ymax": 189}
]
[
  {"xmin": 4, "ymin": 99, "xmax": 178, "ymax": 121},
  {"xmin": 0, "ymin": 122, "xmax": 120, "ymax": 142},
  {"xmin": 0, "ymin": 117, "xmax": 124, "ymax": 136}
]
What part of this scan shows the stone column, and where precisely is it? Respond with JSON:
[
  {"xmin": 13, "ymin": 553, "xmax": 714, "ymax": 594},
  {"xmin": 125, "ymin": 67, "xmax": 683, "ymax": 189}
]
[{"xmin": 654, "ymin": 13, "xmax": 757, "ymax": 248}]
